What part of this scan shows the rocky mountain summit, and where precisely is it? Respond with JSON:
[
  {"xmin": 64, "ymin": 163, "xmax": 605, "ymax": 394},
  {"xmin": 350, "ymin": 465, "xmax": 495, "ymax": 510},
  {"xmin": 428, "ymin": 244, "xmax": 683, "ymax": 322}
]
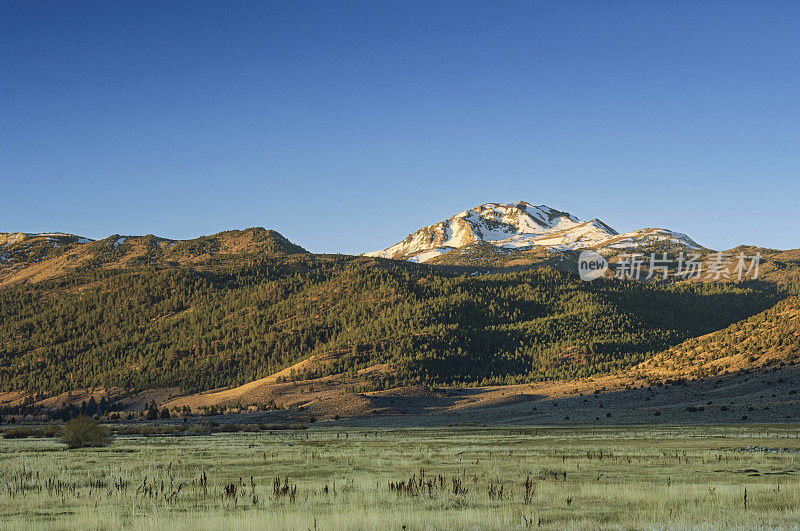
[{"xmin": 365, "ymin": 201, "xmax": 703, "ymax": 263}]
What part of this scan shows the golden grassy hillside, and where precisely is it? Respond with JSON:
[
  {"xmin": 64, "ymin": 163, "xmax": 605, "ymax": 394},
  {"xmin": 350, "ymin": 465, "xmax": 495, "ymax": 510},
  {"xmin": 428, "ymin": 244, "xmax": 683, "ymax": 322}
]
[{"xmin": 0, "ymin": 227, "xmax": 306, "ymax": 287}]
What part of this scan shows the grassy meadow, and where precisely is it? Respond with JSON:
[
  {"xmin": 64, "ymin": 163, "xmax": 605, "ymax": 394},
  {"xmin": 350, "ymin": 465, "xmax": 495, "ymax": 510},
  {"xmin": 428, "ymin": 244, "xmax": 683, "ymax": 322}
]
[{"xmin": 1, "ymin": 425, "xmax": 800, "ymax": 529}]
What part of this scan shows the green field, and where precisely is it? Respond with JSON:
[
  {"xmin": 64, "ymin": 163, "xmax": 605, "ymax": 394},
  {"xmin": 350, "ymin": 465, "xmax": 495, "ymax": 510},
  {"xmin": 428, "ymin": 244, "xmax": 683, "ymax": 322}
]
[{"xmin": 2, "ymin": 425, "xmax": 800, "ymax": 529}]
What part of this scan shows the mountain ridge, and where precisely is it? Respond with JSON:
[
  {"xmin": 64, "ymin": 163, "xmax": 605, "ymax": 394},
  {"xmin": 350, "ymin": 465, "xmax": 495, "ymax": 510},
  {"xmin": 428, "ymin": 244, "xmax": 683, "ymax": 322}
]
[
  {"xmin": 0, "ymin": 219, "xmax": 797, "ymax": 419},
  {"xmin": 0, "ymin": 227, "xmax": 306, "ymax": 287}
]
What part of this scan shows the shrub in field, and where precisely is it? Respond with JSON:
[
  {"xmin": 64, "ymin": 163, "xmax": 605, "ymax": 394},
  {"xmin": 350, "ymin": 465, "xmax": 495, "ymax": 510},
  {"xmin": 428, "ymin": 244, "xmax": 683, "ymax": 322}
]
[
  {"xmin": 2, "ymin": 425, "xmax": 62, "ymax": 439},
  {"xmin": 40, "ymin": 425, "xmax": 62, "ymax": 438},
  {"xmin": 186, "ymin": 424, "xmax": 212, "ymax": 436},
  {"xmin": 61, "ymin": 416, "xmax": 111, "ymax": 448},
  {"xmin": 3, "ymin": 426, "xmax": 33, "ymax": 439}
]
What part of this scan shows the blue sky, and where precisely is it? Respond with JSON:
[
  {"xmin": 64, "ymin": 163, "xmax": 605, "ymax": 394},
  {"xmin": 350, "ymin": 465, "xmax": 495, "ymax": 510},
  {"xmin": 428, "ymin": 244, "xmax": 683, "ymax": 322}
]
[{"xmin": 2, "ymin": 1, "xmax": 798, "ymax": 253}]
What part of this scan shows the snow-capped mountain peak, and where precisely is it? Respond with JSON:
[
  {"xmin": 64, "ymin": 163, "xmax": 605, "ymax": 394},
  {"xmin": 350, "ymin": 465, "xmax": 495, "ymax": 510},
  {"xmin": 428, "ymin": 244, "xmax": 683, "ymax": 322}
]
[{"xmin": 364, "ymin": 201, "xmax": 702, "ymax": 263}]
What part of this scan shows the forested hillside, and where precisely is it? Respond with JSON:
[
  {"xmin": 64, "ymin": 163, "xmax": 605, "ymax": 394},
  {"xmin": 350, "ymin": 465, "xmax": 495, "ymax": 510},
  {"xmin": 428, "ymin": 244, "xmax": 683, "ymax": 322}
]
[{"xmin": 0, "ymin": 253, "xmax": 783, "ymax": 396}]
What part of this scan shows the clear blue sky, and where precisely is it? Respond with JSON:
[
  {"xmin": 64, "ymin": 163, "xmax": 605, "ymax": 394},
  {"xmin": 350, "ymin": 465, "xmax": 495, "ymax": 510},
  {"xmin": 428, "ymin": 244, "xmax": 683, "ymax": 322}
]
[{"xmin": 2, "ymin": 1, "xmax": 798, "ymax": 253}]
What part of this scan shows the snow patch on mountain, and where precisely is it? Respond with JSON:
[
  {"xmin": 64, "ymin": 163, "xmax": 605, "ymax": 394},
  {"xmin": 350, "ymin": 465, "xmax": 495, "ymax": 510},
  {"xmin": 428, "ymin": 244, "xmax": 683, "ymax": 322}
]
[
  {"xmin": 604, "ymin": 228, "xmax": 702, "ymax": 251},
  {"xmin": 0, "ymin": 232, "xmax": 94, "ymax": 248},
  {"xmin": 408, "ymin": 248, "xmax": 453, "ymax": 263}
]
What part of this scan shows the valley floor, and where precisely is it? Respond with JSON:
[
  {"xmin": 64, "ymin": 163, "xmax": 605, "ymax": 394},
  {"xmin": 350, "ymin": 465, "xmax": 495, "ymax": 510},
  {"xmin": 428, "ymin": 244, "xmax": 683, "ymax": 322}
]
[
  {"xmin": 2, "ymin": 425, "xmax": 800, "ymax": 529},
  {"xmin": 141, "ymin": 364, "xmax": 800, "ymax": 429}
]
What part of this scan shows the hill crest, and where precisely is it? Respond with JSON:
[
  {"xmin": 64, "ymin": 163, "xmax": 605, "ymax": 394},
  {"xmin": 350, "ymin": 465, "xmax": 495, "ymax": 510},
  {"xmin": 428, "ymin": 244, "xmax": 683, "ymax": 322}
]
[{"xmin": 0, "ymin": 227, "xmax": 306, "ymax": 287}]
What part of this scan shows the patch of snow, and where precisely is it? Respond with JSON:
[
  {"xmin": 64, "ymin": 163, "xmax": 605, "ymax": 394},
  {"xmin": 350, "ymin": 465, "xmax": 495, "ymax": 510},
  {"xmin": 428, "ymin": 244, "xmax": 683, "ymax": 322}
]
[
  {"xmin": 599, "ymin": 228, "xmax": 703, "ymax": 250},
  {"xmin": 407, "ymin": 248, "xmax": 453, "ymax": 263},
  {"xmin": 606, "ymin": 241, "xmax": 638, "ymax": 249}
]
